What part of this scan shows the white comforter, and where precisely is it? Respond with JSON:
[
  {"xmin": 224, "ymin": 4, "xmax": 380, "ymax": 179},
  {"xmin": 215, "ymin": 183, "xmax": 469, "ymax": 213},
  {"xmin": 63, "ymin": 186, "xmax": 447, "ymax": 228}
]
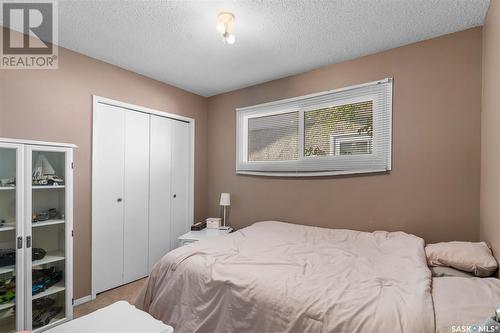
[{"xmin": 136, "ymin": 221, "xmax": 435, "ymax": 333}]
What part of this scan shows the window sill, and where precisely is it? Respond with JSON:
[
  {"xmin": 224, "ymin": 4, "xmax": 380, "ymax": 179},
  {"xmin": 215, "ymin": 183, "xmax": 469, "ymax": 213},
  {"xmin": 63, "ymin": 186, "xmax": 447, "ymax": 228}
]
[{"xmin": 236, "ymin": 168, "xmax": 390, "ymax": 177}]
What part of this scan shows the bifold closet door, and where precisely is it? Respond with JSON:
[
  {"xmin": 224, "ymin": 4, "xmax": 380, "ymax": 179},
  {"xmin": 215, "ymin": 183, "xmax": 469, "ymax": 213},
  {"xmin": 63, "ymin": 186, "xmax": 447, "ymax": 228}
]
[
  {"xmin": 93, "ymin": 104, "xmax": 126, "ymax": 294},
  {"xmin": 122, "ymin": 111, "xmax": 150, "ymax": 283},
  {"xmin": 170, "ymin": 120, "xmax": 190, "ymax": 249},
  {"xmin": 149, "ymin": 116, "xmax": 190, "ymax": 270},
  {"xmin": 148, "ymin": 116, "xmax": 172, "ymax": 271},
  {"xmin": 93, "ymin": 104, "xmax": 150, "ymax": 293}
]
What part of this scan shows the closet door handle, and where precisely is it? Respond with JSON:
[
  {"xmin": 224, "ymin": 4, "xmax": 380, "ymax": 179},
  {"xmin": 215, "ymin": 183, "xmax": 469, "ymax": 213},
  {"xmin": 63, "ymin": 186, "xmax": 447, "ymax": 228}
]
[
  {"xmin": 26, "ymin": 236, "xmax": 32, "ymax": 248},
  {"xmin": 117, "ymin": 198, "xmax": 123, "ymax": 202},
  {"xmin": 17, "ymin": 237, "xmax": 23, "ymax": 249},
  {"xmin": 173, "ymin": 194, "xmax": 177, "ymax": 198}
]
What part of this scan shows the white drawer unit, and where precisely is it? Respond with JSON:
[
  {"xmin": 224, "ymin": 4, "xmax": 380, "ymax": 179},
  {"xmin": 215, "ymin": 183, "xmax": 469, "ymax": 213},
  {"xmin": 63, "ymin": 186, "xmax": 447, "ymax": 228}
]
[
  {"xmin": 178, "ymin": 228, "xmax": 233, "ymax": 247},
  {"xmin": 0, "ymin": 138, "xmax": 75, "ymax": 332}
]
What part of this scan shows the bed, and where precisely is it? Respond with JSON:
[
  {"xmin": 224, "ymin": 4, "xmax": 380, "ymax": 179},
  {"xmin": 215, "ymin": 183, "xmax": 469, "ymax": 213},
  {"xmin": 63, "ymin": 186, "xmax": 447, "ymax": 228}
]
[
  {"xmin": 135, "ymin": 221, "xmax": 500, "ymax": 333},
  {"xmin": 432, "ymin": 277, "xmax": 500, "ymax": 333}
]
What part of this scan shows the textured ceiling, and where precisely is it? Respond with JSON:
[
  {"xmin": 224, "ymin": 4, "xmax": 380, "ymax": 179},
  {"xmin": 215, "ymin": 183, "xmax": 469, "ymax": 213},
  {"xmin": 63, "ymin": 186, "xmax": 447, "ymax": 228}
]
[{"xmin": 25, "ymin": 1, "xmax": 496, "ymax": 96}]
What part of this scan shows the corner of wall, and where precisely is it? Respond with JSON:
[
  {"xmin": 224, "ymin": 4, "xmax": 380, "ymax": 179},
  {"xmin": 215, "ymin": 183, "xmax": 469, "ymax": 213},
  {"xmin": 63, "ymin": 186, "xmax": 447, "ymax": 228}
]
[{"xmin": 480, "ymin": 0, "xmax": 500, "ymax": 266}]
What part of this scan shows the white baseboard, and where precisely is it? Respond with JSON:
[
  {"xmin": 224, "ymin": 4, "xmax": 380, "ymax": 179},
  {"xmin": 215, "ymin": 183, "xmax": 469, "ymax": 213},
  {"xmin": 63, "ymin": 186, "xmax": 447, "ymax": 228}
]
[{"xmin": 73, "ymin": 295, "xmax": 92, "ymax": 306}]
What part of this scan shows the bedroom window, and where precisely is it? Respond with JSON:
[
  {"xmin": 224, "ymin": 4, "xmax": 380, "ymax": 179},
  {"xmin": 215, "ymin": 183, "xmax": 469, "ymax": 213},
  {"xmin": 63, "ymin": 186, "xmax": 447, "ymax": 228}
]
[{"xmin": 236, "ymin": 79, "xmax": 392, "ymax": 176}]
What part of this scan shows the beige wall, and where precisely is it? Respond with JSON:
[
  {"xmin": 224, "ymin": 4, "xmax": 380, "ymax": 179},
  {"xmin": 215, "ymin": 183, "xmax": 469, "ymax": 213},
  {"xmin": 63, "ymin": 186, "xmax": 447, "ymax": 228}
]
[
  {"xmin": 481, "ymin": 0, "xmax": 500, "ymax": 263},
  {"xmin": 0, "ymin": 25, "xmax": 485, "ymax": 298},
  {"xmin": 0, "ymin": 28, "xmax": 208, "ymax": 298},
  {"xmin": 207, "ymin": 28, "xmax": 482, "ymax": 244}
]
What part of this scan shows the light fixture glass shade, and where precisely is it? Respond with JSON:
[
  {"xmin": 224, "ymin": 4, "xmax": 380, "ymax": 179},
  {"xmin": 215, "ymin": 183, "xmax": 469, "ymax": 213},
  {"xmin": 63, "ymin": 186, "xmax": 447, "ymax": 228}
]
[
  {"xmin": 220, "ymin": 192, "xmax": 231, "ymax": 206},
  {"xmin": 217, "ymin": 11, "xmax": 236, "ymax": 45},
  {"xmin": 225, "ymin": 34, "xmax": 235, "ymax": 44},
  {"xmin": 216, "ymin": 22, "xmax": 225, "ymax": 33}
]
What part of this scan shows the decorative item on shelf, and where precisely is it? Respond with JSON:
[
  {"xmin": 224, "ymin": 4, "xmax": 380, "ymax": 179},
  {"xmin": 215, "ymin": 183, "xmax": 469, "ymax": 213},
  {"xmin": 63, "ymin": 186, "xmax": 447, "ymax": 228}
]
[
  {"xmin": 0, "ymin": 219, "xmax": 5, "ymax": 227},
  {"xmin": 33, "ymin": 306, "xmax": 63, "ymax": 328},
  {"xmin": 32, "ymin": 154, "xmax": 64, "ymax": 186},
  {"xmin": 219, "ymin": 193, "xmax": 231, "ymax": 230},
  {"xmin": 34, "ymin": 212, "xmax": 49, "ymax": 222},
  {"xmin": 0, "ymin": 249, "xmax": 15, "ymax": 267},
  {"xmin": 32, "ymin": 267, "xmax": 63, "ymax": 296},
  {"xmin": 206, "ymin": 218, "xmax": 221, "ymax": 229},
  {"xmin": 33, "ymin": 208, "xmax": 60, "ymax": 222},
  {"xmin": 0, "ymin": 278, "xmax": 15, "ymax": 295},
  {"xmin": 0, "ymin": 278, "xmax": 16, "ymax": 305},
  {"xmin": 0, "ymin": 177, "xmax": 15, "ymax": 187},
  {"xmin": 0, "ymin": 248, "xmax": 47, "ymax": 267},
  {"xmin": 33, "ymin": 296, "xmax": 55, "ymax": 310},
  {"xmin": 191, "ymin": 221, "xmax": 206, "ymax": 231},
  {"xmin": 33, "ymin": 297, "xmax": 62, "ymax": 328},
  {"xmin": 48, "ymin": 208, "xmax": 58, "ymax": 219},
  {"xmin": 0, "ymin": 289, "xmax": 15, "ymax": 305},
  {"xmin": 32, "ymin": 248, "xmax": 47, "ymax": 261}
]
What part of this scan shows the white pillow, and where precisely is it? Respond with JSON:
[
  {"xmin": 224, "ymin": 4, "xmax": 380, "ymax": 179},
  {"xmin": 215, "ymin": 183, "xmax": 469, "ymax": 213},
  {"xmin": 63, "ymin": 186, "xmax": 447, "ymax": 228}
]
[{"xmin": 425, "ymin": 241, "xmax": 498, "ymax": 277}]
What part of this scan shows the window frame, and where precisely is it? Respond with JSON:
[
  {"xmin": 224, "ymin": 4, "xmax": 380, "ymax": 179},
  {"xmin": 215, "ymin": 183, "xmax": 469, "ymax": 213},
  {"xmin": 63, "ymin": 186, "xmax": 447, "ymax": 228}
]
[{"xmin": 236, "ymin": 78, "xmax": 392, "ymax": 177}]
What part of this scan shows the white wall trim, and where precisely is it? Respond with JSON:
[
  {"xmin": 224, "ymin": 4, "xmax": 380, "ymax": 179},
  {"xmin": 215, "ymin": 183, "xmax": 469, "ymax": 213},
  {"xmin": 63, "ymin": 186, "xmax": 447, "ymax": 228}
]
[
  {"xmin": 73, "ymin": 295, "xmax": 93, "ymax": 306},
  {"xmin": 0, "ymin": 137, "xmax": 77, "ymax": 148},
  {"xmin": 93, "ymin": 95, "xmax": 194, "ymax": 123},
  {"xmin": 91, "ymin": 96, "xmax": 196, "ymax": 299}
]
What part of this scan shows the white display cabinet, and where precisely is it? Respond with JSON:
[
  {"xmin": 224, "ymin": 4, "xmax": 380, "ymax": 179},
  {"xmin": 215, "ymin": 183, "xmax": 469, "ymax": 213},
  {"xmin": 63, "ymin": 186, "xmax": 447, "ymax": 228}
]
[{"xmin": 0, "ymin": 138, "xmax": 75, "ymax": 332}]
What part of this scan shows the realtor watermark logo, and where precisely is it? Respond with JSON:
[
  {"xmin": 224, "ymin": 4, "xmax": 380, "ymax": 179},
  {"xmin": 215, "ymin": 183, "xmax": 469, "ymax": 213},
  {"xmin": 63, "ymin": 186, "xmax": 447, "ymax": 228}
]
[
  {"xmin": 451, "ymin": 324, "xmax": 500, "ymax": 332},
  {"xmin": 1, "ymin": 0, "xmax": 58, "ymax": 69}
]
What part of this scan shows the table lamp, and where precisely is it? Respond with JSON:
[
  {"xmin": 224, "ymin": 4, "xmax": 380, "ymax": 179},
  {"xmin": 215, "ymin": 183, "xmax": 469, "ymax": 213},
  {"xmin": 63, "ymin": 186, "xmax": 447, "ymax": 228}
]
[{"xmin": 220, "ymin": 192, "xmax": 231, "ymax": 230}]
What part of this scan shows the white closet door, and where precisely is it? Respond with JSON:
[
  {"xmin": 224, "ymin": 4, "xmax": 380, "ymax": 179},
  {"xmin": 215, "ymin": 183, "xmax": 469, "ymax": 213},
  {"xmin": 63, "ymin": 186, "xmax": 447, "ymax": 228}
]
[
  {"xmin": 123, "ymin": 111, "xmax": 150, "ymax": 283},
  {"xmin": 170, "ymin": 120, "xmax": 190, "ymax": 249},
  {"xmin": 93, "ymin": 104, "xmax": 125, "ymax": 294},
  {"xmin": 148, "ymin": 115, "xmax": 173, "ymax": 271}
]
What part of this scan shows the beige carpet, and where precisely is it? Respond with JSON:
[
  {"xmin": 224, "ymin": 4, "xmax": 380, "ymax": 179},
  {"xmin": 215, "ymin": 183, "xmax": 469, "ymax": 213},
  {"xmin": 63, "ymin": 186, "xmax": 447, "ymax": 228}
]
[{"xmin": 73, "ymin": 278, "xmax": 146, "ymax": 318}]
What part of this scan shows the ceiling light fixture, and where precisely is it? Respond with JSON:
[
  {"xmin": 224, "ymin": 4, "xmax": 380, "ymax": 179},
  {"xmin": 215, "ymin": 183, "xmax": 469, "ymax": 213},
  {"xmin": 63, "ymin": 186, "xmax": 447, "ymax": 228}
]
[{"xmin": 217, "ymin": 12, "xmax": 235, "ymax": 45}]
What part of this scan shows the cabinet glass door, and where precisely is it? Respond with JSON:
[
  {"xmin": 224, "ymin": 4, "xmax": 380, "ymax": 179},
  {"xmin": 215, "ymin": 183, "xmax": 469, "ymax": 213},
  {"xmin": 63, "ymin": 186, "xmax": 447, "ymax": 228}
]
[
  {"xmin": 0, "ymin": 145, "xmax": 23, "ymax": 333},
  {"xmin": 28, "ymin": 148, "xmax": 71, "ymax": 331}
]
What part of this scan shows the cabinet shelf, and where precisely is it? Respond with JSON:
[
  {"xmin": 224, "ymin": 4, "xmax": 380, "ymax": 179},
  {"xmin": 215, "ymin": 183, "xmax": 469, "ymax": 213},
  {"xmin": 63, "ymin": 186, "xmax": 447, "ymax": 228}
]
[
  {"xmin": 32, "ymin": 220, "xmax": 65, "ymax": 228},
  {"xmin": 0, "ymin": 187, "xmax": 15, "ymax": 191},
  {"xmin": 32, "ymin": 282, "xmax": 65, "ymax": 300},
  {"xmin": 0, "ymin": 224, "xmax": 15, "ymax": 232},
  {"xmin": 32, "ymin": 251, "xmax": 65, "ymax": 266},
  {"xmin": 0, "ymin": 251, "xmax": 65, "ymax": 274},
  {"xmin": 32, "ymin": 185, "xmax": 65, "ymax": 190},
  {"xmin": 0, "ymin": 302, "xmax": 15, "ymax": 311},
  {"xmin": 0, "ymin": 265, "xmax": 14, "ymax": 275}
]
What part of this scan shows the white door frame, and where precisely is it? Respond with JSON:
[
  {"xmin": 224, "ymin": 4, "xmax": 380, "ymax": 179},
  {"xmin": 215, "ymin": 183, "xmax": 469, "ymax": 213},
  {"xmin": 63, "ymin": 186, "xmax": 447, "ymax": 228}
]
[{"xmin": 91, "ymin": 95, "xmax": 196, "ymax": 299}]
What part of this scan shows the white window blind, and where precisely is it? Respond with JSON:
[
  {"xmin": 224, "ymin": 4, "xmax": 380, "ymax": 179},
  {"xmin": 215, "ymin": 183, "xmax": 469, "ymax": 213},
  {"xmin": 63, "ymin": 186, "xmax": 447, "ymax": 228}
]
[{"xmin": 236, "ymin": 79, "xmax": 392, "ymax": 176}]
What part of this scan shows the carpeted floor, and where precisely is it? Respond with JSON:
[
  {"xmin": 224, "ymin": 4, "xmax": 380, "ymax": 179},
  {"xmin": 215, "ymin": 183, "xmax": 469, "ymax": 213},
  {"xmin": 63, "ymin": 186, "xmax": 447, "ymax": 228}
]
[{"xmin": 73, "ymin": 278, "xmax": 146, "ymax": 318}]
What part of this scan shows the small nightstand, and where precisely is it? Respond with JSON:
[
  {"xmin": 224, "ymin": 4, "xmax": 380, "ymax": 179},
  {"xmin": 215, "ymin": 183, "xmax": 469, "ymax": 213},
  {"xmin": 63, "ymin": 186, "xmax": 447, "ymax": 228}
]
[{"xmin": 178, "ymin": 228, "xmax": 233, "ymax": 247}]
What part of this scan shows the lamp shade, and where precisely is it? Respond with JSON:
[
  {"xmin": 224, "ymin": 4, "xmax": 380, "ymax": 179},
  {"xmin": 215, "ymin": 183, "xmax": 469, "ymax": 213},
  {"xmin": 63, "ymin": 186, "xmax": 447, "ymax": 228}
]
[{"xmin": 220, "ymin": 193, "xmax": 231, "ymax": 206}]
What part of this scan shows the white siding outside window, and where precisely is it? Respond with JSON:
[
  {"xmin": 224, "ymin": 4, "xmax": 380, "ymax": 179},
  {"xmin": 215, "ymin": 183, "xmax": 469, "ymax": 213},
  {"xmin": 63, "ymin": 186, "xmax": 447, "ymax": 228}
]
[{"xmin": 235, "ymin": 78, "xmax": 393, "ymax": 176}]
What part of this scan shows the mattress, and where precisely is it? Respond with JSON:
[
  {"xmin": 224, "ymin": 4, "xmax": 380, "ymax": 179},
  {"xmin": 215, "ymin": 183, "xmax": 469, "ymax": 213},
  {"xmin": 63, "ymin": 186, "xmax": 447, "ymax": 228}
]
[
  {"xmin": 136, "ymin": 221, "xmax": 435, "ymax": 333},
  {"xmin": 432, "ymin": 277, "xmax": 500, "ymax": 333}
]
